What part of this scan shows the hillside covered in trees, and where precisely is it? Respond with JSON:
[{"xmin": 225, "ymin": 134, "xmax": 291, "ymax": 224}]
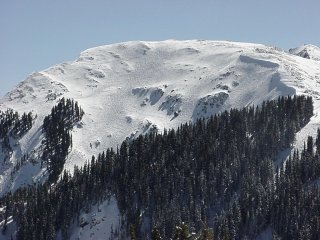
[
  {"xmin": 1, "ymin": 95, "xmax": 320, "ymax": 240},
  {"xmin": 0, "ymin": 109, "xmax": 33, "ymax": 160}
]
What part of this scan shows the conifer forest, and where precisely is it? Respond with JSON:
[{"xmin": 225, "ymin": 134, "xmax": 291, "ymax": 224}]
[{"xmin": 1, "ymin": 95, "xmax": 320, "ymax": 239}]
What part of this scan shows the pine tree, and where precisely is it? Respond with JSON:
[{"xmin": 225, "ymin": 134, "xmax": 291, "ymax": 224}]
[
  {"xmin": 173, "ymin": 223, "xmax": 190, "ymax": 240},
  {"xmin": 129, "ymin": 224, "xmax": 138, "ymax": 240},
  {"xmin": 198, "ymin": 226, "xmax": 213, "ymax": 240},
  {"xmin": 151, "ymin": 228, "xmax": 162, "ymax": 240}
]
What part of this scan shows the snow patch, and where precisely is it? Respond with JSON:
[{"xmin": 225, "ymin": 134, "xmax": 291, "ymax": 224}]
[
  {"xmin": 125, "ymin": 116, "xmax": 133, "ymax": 123},
  {"xmin": 159, "ymin": 93, "xmax": 182, "ymax": 117},
  {"xmin": 256, "ymin": 227, "xmax": 272, "ymax": 240},
  {"xmin": 132, "ymin": 86, "xmax": 165, "ymax": 106},
  {"xmin": 239, "ymin": 55, "xmax": 279, "ymax": 68},
  {"xmin": 87, "ymin": 68, "xmax": 105, "ymax": 79},
  {"xmin": 68, "ymin": 197, "xmax": 121, "ymax": 240},
  {"xmin": 289, "ymin": 44, "xmax": 320, "ymax": 61},
  {"xmin": 269, "ymin": 73, "xmax": 296, "ymax": 95},
  {"xmin": 193, "ymin": 92, "xmax": 229, "ymax": 119},
  {"xmin": 128, "ymin": 119, "xmax": 158, "ymax": 140}
]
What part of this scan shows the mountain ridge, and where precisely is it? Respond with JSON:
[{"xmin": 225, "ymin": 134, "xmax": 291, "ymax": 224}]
[
  {"xmin": 0, "ymin": 39, "xmax": 319, "ymax": 191},
  {"xmin": 289, "ymin": 43, "xmax": 320, "ymax": 61},
  {"xmin": 0, "ymin": 39, "xmax": 320, "ymax": 239}
]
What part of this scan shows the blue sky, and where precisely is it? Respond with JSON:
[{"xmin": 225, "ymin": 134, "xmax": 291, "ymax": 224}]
[{"xmin": 1, "ymin": 0, "xmax": 319, "ymax": 96}]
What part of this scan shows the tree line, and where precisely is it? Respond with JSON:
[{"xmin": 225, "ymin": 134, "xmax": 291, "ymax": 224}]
[
  {"xmin": 0, "ymin": 95, "xmax": 319, "ymax": 240},
  {"xmin": 42, "ymin": 97, "xmax": 84, "ymax": 181},
  {"xmin": 0, "ymin": 109, "xmax": 33, "ymax": 162}
]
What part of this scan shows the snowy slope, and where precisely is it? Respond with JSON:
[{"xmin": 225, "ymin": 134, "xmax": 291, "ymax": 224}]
[
  {"xmin": 67, "ymin": 196, "xmax": 120, "ymax": 240},
  {"xmin": 0, "ymin": 40, "xmax": 320, "ymax": 238},
  {"xmin": 1, "ymin": 40, "xmax": 320, "ymax": 192},
  {"xmin": 289, "ymin": 44, "xmax": 320, "ymax": 61}
]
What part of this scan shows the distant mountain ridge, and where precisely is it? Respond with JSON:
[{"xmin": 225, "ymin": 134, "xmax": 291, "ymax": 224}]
[{"xmin": 289, "ymin": 44, "xmax": 320, "ymax": 61}]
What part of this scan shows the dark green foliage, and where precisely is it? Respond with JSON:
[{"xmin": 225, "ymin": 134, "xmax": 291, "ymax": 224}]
[
  {"xmin": 42, "ymin": 97, "xmax": 84, "ymax": 181},
  {"xmin": 130, "ymin": 224, "xmax": 138, "ymax": 240},
  {"xmin": 151, "ymin": 228, "xmax": 162, "ymax": 240},
  {"xmin": 173, "ymin": 222, "xmax": 191, "ymax": 240},
  {"xmin": 111, "ymin": 95, "xmax": 313, "ymax": 237},
  {"xmin": 0, "ymin": 147, "xmax": 116, "ymax": 240},
  {"xmin": 1, "ymin": 95, "xmax": 319, "ymax": 240},
  {"xmin": 198, "ymin": 226, "xmax": 214, "ymax": 240},
  {"xmin": 0, "ymin": 109, "xmax": 33, "ymax": 163},
  {"xmin": 0, "ymin": 109, "xmax": 33, "ymax": 139}
]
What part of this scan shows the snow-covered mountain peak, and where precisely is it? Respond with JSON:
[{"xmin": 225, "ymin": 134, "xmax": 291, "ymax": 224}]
[
  {"xmin": 0, "ymin": 40, "xmax": 320, "ymax": 197},
  {"xmin": 1, "ymin": 39, "xmax": 320, "ymax": 239},
  {"xmin": 289, "ymin": 44, "xmax": 320, "ymax": 61}
]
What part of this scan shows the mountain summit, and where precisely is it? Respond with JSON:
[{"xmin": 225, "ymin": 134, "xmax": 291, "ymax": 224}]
[
  {"xmin": 1, "ymin": 40, "xmax": 320, "ymax": 193},
  {"xmin": 0, "ymin": 40, "xmax": 320, "ymax": 239},
  {"xmin": 289, "ymin": 44, "xmax": 320, "ymax": 61}
]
